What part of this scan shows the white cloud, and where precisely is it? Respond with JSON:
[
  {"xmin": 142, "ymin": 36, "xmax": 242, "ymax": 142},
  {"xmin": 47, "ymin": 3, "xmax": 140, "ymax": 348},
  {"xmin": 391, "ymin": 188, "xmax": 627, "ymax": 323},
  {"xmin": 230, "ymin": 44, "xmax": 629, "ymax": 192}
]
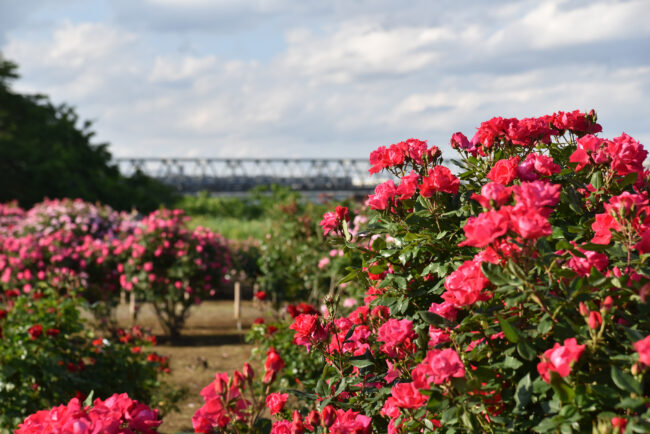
[
  {"xmin": 1, "ymin": 0, "xmax": 649, "ymax": 160},
  {"xmin": 489, "ymin": 0, "xmax": 650, "ymax": 50}
]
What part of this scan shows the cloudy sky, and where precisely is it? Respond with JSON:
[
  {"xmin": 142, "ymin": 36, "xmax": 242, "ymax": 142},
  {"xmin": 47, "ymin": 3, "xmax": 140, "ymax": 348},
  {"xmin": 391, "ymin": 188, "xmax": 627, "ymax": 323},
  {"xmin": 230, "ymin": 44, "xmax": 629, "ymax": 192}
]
[{"xmin": 1, "ymin": 0, "xmax": 649, "ymax": 159}]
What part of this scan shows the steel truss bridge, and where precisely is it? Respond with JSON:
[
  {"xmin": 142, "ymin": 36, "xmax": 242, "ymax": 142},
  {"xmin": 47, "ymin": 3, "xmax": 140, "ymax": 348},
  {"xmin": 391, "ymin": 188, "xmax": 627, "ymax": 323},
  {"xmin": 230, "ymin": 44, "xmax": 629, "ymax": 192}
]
[{"xmin": 114, "ymin": 158, "xmax": 390, "ymax": 194}]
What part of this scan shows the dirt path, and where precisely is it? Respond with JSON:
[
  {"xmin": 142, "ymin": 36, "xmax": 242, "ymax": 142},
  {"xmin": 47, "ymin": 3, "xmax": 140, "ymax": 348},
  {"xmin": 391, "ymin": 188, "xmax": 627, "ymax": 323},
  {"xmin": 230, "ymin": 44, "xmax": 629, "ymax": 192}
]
[{"xmin": 115, "ymin": 300, "xmax": 267, "ymax": 433}]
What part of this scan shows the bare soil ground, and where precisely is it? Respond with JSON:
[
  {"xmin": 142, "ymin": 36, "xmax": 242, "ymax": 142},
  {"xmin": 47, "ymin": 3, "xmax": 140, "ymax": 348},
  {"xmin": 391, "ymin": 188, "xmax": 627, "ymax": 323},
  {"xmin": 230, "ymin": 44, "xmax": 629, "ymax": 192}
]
[{"xmin": 115, "ymin": 300, "xmax": 267, "ymax": 433}]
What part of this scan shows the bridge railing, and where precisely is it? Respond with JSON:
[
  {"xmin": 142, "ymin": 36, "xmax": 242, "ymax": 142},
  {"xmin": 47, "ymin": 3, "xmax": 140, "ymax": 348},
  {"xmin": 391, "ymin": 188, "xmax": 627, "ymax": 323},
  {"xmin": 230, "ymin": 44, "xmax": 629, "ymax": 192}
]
[{"xmin": 114, "ymin": 158, "xmax": 393, "ymax": 193}]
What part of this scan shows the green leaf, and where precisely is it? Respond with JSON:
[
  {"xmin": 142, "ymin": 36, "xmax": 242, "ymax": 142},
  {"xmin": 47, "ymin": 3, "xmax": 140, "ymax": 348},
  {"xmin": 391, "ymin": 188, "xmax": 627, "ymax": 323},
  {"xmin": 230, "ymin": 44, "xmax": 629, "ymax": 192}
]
[
  {"xmin": 337, "ymin": 271, "xmax": 358, "ymax": 285},
  {"xmin": 515, "ymin": 373, "xmax": 532, "ymax": 410},
  {"xmin": 316, "ymin": 377, "xmax": 328, "ymax": 397},
  {"xmin": 350, "ymin": 359, "xmax": 374, "ymax": 369},
  {"xmin": 503, "ymin": 356, "xmax": 523, "ymax": 370},
  {"xmin": 419, "ymin": 311, "xmax": 454, "ymax": 328},
  {"xmin": 550, "ymin": 372, "xmax": 575, "ymax": 403},
  {"xmin": 517, "ymin": 341, "xmax": 537, "ymax": 361},
  {"xmin": 590, "ymin": 171, "xmax": 603, "ymax": 190},
  {"xmin": 481, "ymin": 263, "xmax": 510, "ymax": 285},
  {"xmin": 618, "ymin": 171, "xmax": 638, "ymax": 189},
  {"xmin": 496, "ymin": 314, "xmax": 520, "ymax": 343},
  {"xmin": 611, "ymin": 366, "xmax": 642, "ymax": 395},
  {"xmin": 83, "ymin": 390, "xmax": 95, "ymax": 407},
  {"xmin": 507, "ymin": 260, "xmax": 527, "ymax": 281},
  {"xmin": 615, "ymin": 397, "xmax": 646, "ymax": 410},
  {"xmin": 343, "ymin": 324, "xmax": 357, "ymax": 343},
  {"xmin": 334, "ymin": 377, "xmax": 348, "ymax": 396}
]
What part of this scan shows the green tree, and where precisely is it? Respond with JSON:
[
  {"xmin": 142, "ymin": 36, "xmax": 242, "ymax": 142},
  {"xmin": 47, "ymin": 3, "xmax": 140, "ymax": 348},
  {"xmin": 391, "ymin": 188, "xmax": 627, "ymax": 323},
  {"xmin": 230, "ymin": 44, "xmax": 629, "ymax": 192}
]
[{"xmin": 0, "ymin": 57, "xmax": 176, "ymax": 212}]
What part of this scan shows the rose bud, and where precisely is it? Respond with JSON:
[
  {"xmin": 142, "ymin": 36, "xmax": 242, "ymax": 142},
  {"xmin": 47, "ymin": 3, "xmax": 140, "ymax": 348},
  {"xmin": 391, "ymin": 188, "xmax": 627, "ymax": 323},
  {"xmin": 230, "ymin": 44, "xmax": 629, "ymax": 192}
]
[
  {"xmin": 321, "ymin": 405, "xmax": 336, "ymax": 428},
  {"xmin": 588, "ymin": 311, "xmax": 602, "ymax": 330},
  {"xmin": 243, "ymin": 362, "xmax": 254, "ymax": 380}
]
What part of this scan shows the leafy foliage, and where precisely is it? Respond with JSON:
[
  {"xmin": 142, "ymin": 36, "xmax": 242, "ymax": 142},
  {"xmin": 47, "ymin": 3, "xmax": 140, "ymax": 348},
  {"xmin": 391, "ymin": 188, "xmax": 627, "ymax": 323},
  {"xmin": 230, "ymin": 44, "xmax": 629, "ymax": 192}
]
[{"xmin": 0, "ymin": 288, "xmax": 174, "ymax": 430}]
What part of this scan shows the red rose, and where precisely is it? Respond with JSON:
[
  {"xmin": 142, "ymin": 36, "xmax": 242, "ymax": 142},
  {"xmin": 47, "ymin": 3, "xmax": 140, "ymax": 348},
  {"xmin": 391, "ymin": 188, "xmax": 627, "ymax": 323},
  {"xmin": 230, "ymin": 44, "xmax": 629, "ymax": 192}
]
[
  {"xmin": 487, "ymin": 157, "xmax": 519, "ymax": 185},
  {"xmin": 412, "ymin": 348, "xmax": 465, "ymax": 387},
  {"xmin": 367, "ymin": 180, "xmax": 397, "ymax": 210},
  {"xmin": 390, "ymin": 382, "xmax": 428, "ymax": 408},
  {"xmin": 28, "ymin": 324, "xmax": 43, "ymax": 340},
  {"xmin": 420, "ymin": 166, "xmax": 460, "ymax": 197},
  {"xmin": 458, "ymin": 209, "xmax": 509, "ymax": 248},
  {"xmin": 509, "ymin": 205, "xmax": 552, "ymax": 240},
  {"xmin": 265, "ymin": 392, "xmax": 289, "ymax": 415},
  {"xmin": 588, "ymin": 311, "xmax": 602, "ymax": 330},
  {"xmin": 289, "ymin": 314, "xmax": 327, "ymax": 350},
  {"xmin": 442, "ymin": 260, "xmax": 490, "ymax": 307},
  {"xmin": 264, "ymin": 347, "xmax": 284, "ymax": 384},
  {"xmin": 321, "ymin": 405, "xmax": 336, "ymax": 427},
  {"xmin": 591, "ymin": 213, "xmax": 620, "ymax": 244},
  {"xmin": 329, "ymin": 409, "xmax": 371, "ymax": 434},
  {"xmin": 46, "ymin": 328, "xmax": 60, "ymax": 337},
  {"xmin": 376, "ymin": 319, "xmax": 415, "ymax": 358},
  {"xmin": 395, "ymin": 171, "xmax": 419, "ymax": 200}
]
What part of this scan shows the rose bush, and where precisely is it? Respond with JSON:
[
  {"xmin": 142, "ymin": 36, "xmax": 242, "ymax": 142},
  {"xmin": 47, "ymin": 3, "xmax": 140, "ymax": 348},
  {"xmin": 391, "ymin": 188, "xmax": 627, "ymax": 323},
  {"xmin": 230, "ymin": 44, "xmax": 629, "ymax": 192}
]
[
  {"xmin": 257, "ymin": 197, "xmax": 367, "ymax": 305},
  {"xmin": 0, "ymin": 201, "xmax": 235, "ymax": 337},
  {"xmin": 0, "ymin": 287, "xmax": 174, "ymax": 430},
  {"xmin": 118, "ymin": 209, "xmax": 233, "ymax": 338},
  {"xmin": 260, "ymin": 111, "xmax": 650, "ymax": 433}
]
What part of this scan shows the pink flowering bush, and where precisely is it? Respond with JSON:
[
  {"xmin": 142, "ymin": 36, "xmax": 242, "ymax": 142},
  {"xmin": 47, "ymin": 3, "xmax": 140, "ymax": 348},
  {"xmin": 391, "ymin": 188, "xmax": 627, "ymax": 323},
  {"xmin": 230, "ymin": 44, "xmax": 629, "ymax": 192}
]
[
  {"xmin": 264, "ymin": 111, "xmax": 650, "ymax": 432},
  {"xmin": 0, "ymin": 199, "xmax": 140, "ymax": 323},
  {"xmin": 0, "ymin": 201, "xmax": 234, "ymax": 337},
  {"xmin": 16, "ymin": 393, "xmax": 161, "ymax": 434},
  {"xmin": 119, "ymin": 209, "xmax": 232, "ymax": 338}
]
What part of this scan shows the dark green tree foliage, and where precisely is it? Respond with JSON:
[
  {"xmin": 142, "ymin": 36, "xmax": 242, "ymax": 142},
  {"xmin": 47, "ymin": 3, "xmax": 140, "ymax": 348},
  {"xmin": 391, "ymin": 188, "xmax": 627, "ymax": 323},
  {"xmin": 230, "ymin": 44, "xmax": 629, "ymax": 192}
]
[{"xmin": 0, "ymin": 58, "xmax": 176, "ymax": 212}]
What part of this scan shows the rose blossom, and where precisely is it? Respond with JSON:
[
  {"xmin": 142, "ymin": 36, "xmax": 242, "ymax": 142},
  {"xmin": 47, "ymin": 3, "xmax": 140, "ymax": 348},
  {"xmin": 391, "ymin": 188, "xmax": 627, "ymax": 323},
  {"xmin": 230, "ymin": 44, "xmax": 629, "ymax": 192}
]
[
  {"xmin": 442, "ymin": 260, "xmax": 490, "ymax": 307},
  {"xmin": 390, "ymin": 382, "xmax": 428, "ymax": 408},
  {"xmin": 633, "ymin": 335, "xmax": 650, "ymax": 365},
  {"xmin": 537, "ymin": 338, "xmax": 586, "ymax": 382},
  {"xmin": 487, "ymin": 157, "xmax": 519, "ymax": 185},
  {"xmin": 376, "ymin": 318, "xmax": 415, "ymax": 357},
  {"xmin": 265, "ymin": 392, "xmax": 289, "ymax": 415},
  {"xmin": 412, "ymin": 348, "xmax": 465, "ymax": 387},
  {"xmin": 458, "ymin": 209, "xmax": 509, "ymax": 248},
  {"xmin": 420, "ymin": 166, "xmax": 460, "ymax": 196}
]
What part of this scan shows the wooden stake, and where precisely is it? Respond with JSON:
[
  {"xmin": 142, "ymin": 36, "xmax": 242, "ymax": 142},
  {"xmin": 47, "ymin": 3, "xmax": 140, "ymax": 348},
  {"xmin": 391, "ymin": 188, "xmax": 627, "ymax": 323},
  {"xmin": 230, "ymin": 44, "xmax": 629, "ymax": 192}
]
[
  {"xmin": 234, "ymin": 281, "xmax": 242, "ymax": 331},
  {"xmin": 129, "ymin": 291, "xmax": 136, "ymax": 325}
]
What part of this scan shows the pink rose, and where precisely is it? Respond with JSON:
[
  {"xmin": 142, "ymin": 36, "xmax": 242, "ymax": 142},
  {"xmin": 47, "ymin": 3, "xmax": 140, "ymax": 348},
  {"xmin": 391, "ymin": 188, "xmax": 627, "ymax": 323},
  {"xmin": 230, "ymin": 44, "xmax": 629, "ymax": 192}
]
[
  {"xmin": 487, "ymin": 157, "xmax": 519, "ymax": 185},
  {"xmin": 442, "ymin": 260, "xmax": 490, "ymax": 307},
  {"xmin": 537, "ymin": 338, "xmax": 585, "ymax": 382},
  {"xmin": 412, "ymin": 348, "xmax": 465, "ymax": 387},
  {"xmin": 390, "ymin": 382, "xmax": 428, "ymax": 408},
  {"xmin": 420, "ymin": 166, "xmax": 460, "ymax": 197},
  {"xmin": 367, "ymin": 180, "xmax": 397, "ymax": 210},
  {"xmin": 634, "ymin": 335, "xmax": 650, "ymax": 365},
  {"xmin": 458, "ymin": 209, "xmax": 509, "ymax": 248},
  {"xmin": 377, "ymin": 319, "xmax": 415, "ymax": 358},
  {"xmin": 265, "ymin": 392, "xmax": 289, "ymax": 415}
]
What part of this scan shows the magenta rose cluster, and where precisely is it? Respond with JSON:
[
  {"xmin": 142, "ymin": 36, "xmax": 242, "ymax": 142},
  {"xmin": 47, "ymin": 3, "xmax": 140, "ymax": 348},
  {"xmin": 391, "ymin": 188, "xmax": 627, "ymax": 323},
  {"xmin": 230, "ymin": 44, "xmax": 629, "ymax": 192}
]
[{"xmin": 16, "ymin": 393, "xmax": 161, "ymax": 434}]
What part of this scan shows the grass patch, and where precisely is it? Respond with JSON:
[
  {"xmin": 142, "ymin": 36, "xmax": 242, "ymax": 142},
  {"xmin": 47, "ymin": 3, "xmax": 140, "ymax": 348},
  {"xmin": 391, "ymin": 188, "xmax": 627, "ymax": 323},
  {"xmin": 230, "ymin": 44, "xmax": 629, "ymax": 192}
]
[{"xmin": 188, "ymin": 216, "xmax": 271, "ymax": 241}]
